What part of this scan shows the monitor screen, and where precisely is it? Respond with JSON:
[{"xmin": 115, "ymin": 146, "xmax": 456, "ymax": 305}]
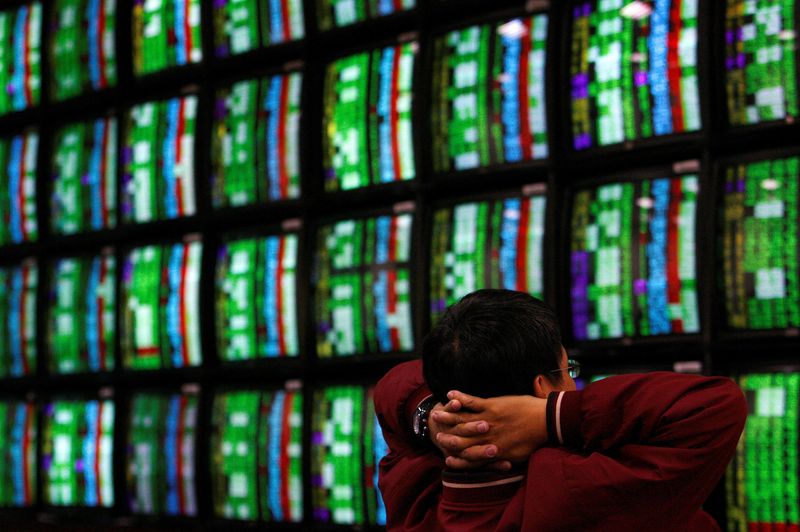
[
  {"xmin": 132, "ymin": 0, "xmax": 202, "ymax": 77},
  {"xmin": 570, "ymin": 170, "xmax": 700, "ymax": 340},
  {"xmin": 0, "ymin": 130, "xmax": 39, "ymax": 245},
  {"xmin": 316, "ymin": 0, "xmax": 415, "ymax": 31},
  {"xmin": 122, "ymin": 95, "xmax": 198, "ymax": 224},
  {"xmin": 127, "ymin": 390, "xmax": 198, "ymax": 516},
  {"xmin": 121, "ymin": 238, "xmax": 203, "ymax": 370},
  {"xmin": 430, "ymin": 187, "xmax": 547, "ymax": 324},
  {"xmin": 216, "ymin": 232, "xmax": 300, "ymax": 361},
  {"xmin": 569, "ymin": 0, "xmax": 701, "ymax": 150},
  {"xmin": 43, "ymin": 398, "xmax": 115, "ymax": 507},
  {"xmin": 213, "ymin": 0, "xmax": 304, "ymax": 56},
  {"xmin": 727, "ymin": 373, "xmax": 799, "ymax": 530},
  {"xmin": 322, "ymin": 42, "xmax": 417, "ymax": 192},
  {"xmin": 311, "ymin": 385, "xmax": 387, "ymax": 525},
  {"xmin": 0, "ymin": 260, "xmax": 37, "ymax": 378},
  {"xmin": 0, "ymin": 401, "xmax": 36, "ymax": 507},
  {"xmin": 51, "ymin": 116, "xmax": 117, "ymax": 235},
  {"xmin": 725, "ymin": 0, "xmax": 799, "ymax": 127},
  {"xmin": 721, "ymin": 156, "xmax": 800, "ymax": 330},
  {"xmin": 315, "ymin": 212, "xmax": 414, "ymax": 356},
  {"xmin": 47, "ymin": 251, "xmax": 116, "ymax": 374},
  {"xmin": 50, "ymin": 0, "xmax": 117, "ymax": 101},
  {"xmin": 431, "ymin": 15, "xmax": 549, "ymax": 173},
  {"xmin": 0, "ymin": 2, "xmax": 41, "ymax": 115},
  {"xmin": 211, "ymin": 72, "xmax": 302, "ymax": 207},
  {"xmin": 210, "ymin": 388, "xmax": 303, "ymax": 522}
]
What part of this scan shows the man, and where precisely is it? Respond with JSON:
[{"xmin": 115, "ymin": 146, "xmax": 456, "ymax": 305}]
[{"xmin": 375, "ymin": 289, "xmax": 747, "ymax": 531}]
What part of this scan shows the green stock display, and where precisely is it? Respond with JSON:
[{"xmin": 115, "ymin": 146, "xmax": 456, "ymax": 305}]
[
  {"xmin": 431, "ymin": 15, "xmax": 549, "ymax": 173},
  {"xmin": 216, "ymin": 234, "xmax": 300, "ymax": 361},
  {"xmin": 430, "ymin": 188, "xmax": 547, "ymax": 324},
  {"xmin": 127, "ymin": 391, "xmax": 198, "ymax": 516},
  {"xmin": 322, "ymin": 42, "xmax": 416, "ymax": 191},
  {"xmin": 721, "ymin": 156, "xmax": 800, "ymax": 330},
  {"xmin": 212, "ymin": 73, "xmax": 302, "ymax": 207},
  {"xmin": 51, "ymin": 0, "xmax": 117, "ymax": 101},
  {"xmin": 47, "ymin": 252, "xmax": 116, "ymax": 374},
  {"xmin": 0, "ymin": 260, "xmax": 38, "ymax": 379},
  {"xmin": 0, "ymin": 401, "xmax": 36, "ymax": 507},
  {"xmin": 0, "ymin": 2, "xmax": 41, "ymax": 115},
  {"xmin": 311, "ymin": 385, "xmax": 386, "ymax": 526},
  {"xmin": 725, "ymin": 0, "xmax": 800, "ymax": 126},
  {"xmin": 315, "ymin": 213, "xmax": 413, "ymax": 356},
  {"xmin": 727, "ymin": 373, "xmax": 799, "ymax": 530},
  {"xmin": 316, "ymin": 0, "xmax": 414, "ymax": 31},
  {"xmin": 210, "ymin": 389, "xmax": 303, "ymax": 522},
  {"xmin": 132, "ymin": 0, "xmax": 202, "ymax": 76},
  {"xmin": 51, "ymin": 116, "xmax": 117, "ymax": 235},
  {"xmin": 213, "ymin": 0, "xmax": 305, "ymax": 56},
  {"xmin": 121, "ymin": 240, "xmax": 203, "ymax": 370},
  {"xmin": 43, "ymin": 398, "xmax": 115, "ymax": 507}
]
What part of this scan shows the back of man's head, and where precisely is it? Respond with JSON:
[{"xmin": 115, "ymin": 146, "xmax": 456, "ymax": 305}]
[{"xmin": 422, "ymin": 289, "xmax": 563, "ymax": 405}]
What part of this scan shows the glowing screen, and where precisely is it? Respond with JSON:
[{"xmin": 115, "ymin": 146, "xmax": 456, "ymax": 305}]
[
  {"xmin": 47, "ymin": 251, "xmax": 116, "ymax": 374},
  {"xmin": 122, "ymin": 95, "xmax": 198, "ymax": 223},
  {"xmin": 212, "ymin": 73, "xmax": 302, "ymax": 207},
  {"xmin": 0, "ymin": 2, "xmax": 41, "ymax": 115},
  {"xmin": 430, "ymin": 187, "xmax": 547, "ymax": 323},
  {"xmin": 315, "ymin": 213, "xmax": 413, "ymax": 356},
  {"xmin": 51, "ymin": 116, "xmax": 117, "ymax": 235},
  {"xmin": 570, "ymin": 0, "xmax": 701, "ymax": 150},
  {"xmin": 216, "ymin": 233, "xmax": 300, "ymax": 361},
  {"xmin": 213, "ymin": 0, "xmax": 304, "ymax": 56},
  {"xmin": 316, "ymin": 0, "xmax": 415, "ymax": 31},
  {"xmin": 43, "ymin": 398, "xmax": 114, "ymax": 507},
  {"xmin": 51, "ymin": 0, "xmax": 117, "ymax": 101},
  {"xmin": 721, "ymin": 157, "xmax": 800, "ymax": 331},
  {"xmin": 727, "ymin": 373, "xmax": 799, "ymax": 530},
  {"xmin": 570, "ymin": 171, "xmax": 700, "ymax": 340},
  {"xmin": 127, "ymin": 391, "xmax": 198, "ymax": 516},
  {"xmin": 725, "ymin": 0, "xmax": 799, "ymax": 126},
  {"xmin": 132, "ymin": 0, "xmax": 202, "ymax": 76},
  {"xmin": 211, "ymin": 389, "xmax": 303, "ymax": 521},
  {"xmin": 0, "ymin": 401, "xmax": 36, "ymax": 507},
  {"xmin": 0, "ymin": 130, "xmax": 39, "ymax": 245},
  {"xmin": 311, "ymin": 385, "xmax": 387, "ymax": 525},
  {"xmin": 431, "ymin": 15, "xmax": 549, "ymax": 173},
  {"xmin": 0, "ymin": 260, "xmax": 37, "ymax": 378},
  {"xmin": 322, "ymin": 42, "xmax": 417, "ymax": 192},
  {"xmin": 121, "ymin": 238, "xmax": 203, "ymax": 370}
]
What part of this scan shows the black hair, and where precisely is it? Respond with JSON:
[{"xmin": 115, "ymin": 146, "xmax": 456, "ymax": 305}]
[{"xmin": 422, "ymin": 289, "xmax": 563, "ymax": 405}]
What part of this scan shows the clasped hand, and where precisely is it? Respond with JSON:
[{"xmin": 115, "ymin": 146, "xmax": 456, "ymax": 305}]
[{"xmin": 428, "ymin": 391, "xmax": 548, "ymax": 471}]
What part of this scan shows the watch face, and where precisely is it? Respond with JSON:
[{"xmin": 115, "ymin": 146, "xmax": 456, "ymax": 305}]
[{"xmin": 413, "ymin": 408, "xmax": 422, "ymax": 435}]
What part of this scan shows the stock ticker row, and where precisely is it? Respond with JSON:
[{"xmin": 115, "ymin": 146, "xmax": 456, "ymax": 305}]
[{"xmin": 0, "ymin": 371, "xmax": 796, "ymax": 527}]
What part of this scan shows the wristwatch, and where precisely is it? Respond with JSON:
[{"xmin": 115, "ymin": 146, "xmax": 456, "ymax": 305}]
[{"xmin": 412, "ymin": 395, "xmax": 437, "ymax": 442}]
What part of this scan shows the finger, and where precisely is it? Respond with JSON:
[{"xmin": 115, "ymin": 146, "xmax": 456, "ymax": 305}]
[
  {"xmin": 455, "ymin": 443, "xmax": 499, "ymax": 461},
  {"xmin": 435, "ymin": 433, "xmax": 485, "ymax": 455},
  {"xmin": 442, "ymin": 399, "xmax": 462, "ymax": 412},
  {"xmin": 487, "ymin": 460, "xmax": 513, "ymax": 471},
  {"xmin": 445, "ymin": 456, "xmax": 512, "ymax": 471},
  {"xmin": 448, "ymin": 420, "xmax": 489, "ymax": 437},
  {"xmin": 447, "ymin": 390, "xmax": 487, "ymax": 412},
  {"xmin": 444, "ymin": 456, "xmax": 491, "ymax": 470},
  {"xmin": 431, "ymin": 410, "xmax": 480, "ymax": 427}
]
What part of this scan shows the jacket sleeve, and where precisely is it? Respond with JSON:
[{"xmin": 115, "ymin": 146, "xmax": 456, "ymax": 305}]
[
  {"xmin": 525, "ymin": 372, "xmax": 747, "ymax": 530},
  {"xmin": 374, "ymin": 360, "xmax": 444, "ymax": 531}
]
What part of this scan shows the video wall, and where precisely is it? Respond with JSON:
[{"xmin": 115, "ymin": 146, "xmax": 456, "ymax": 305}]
[{"xmin": 0, "ymin": 0, "xmax": 798, "ymax": 529}]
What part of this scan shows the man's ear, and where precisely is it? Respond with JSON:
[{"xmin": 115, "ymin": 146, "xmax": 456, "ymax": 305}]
[{"xmin": 532, "ymin": 375, "xmax": 550, "ymax": 399}]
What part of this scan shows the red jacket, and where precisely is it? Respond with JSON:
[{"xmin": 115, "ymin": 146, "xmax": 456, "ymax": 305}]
[{"xmin": 375, "ymin": 360, "xmax": 747, "ymax": 531}]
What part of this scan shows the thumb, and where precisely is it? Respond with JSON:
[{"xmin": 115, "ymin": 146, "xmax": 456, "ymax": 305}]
[{"xmin": 447, "ymin": 390, "xmax": 486, "ymax": 412}]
